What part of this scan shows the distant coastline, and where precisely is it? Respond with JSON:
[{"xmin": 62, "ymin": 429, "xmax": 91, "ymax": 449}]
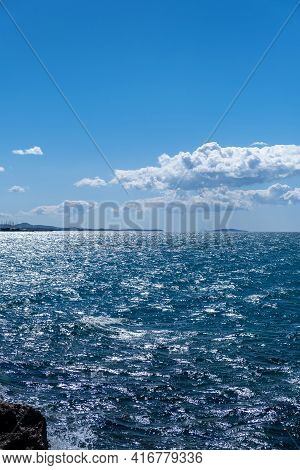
[
  {"xmin": 0, "ymin": 223, "xmax": 162, "ymax": 232},
  {"xmin": 0, "ymin": 223, "xmax": 249, "ymax": 233}
]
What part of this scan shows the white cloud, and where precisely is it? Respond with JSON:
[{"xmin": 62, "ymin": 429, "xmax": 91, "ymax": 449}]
[
  {"xmin": 250, "ymin": 141, "xmax": 268, "ymax": 147},
  {"xmin": 29, "ymin": 200, "xmax": 95, "ymax": 215},
  {"xmin": 0, "ymin": 166, "xmax": 4, "ymax": 172},
  {"xmin": 29, "ymin": 205, "xmax": 61, "ymax": 216},
  {"xmin": 28, "ymin": 184, "xmax": 300, "ymax": 219},
  {"xmin": 139, "ymin": 184, "xmax": 300, "ymax": 210},
  {"xmin": 282, "ymin": 187, "xmax": 300, "ymax": 204},
  {"xmin": 112, "ymin": 142, "xmax": 300, "ymax": 191},
  {"xmin": 12, "ymin": 146, "xmax": 43, "ymax": 155},
  {"xmin": 202, "ymin": 183, "xmax": 300, "ymax": 209},
  {"xmin": 74, "ymin": 177, "xmax": 107, "ymax": 188},
  {"xmin": 9, "ymin": 185, "xmax": 26, "ymax": 193}
]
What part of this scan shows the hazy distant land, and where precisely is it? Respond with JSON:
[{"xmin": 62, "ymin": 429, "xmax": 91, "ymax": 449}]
[{"xmin": 0, "ymin": 223, "xmax": 162, "ymax": 232}]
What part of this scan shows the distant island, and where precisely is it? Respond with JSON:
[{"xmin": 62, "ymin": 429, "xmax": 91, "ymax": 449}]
[{"xmin": 0, "ymin": 223, "xmax": 162, "ymax": 232}]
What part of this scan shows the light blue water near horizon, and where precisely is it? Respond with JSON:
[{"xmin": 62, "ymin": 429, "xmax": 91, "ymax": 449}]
[{"xmin": 0, "ymin": 232, "xmax": 299, "ymax": 449}]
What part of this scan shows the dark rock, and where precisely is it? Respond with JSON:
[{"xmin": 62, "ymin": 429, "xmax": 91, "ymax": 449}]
[{"xmin": 0, "ymin": 402, "xmax": 48, "ymax": 450}]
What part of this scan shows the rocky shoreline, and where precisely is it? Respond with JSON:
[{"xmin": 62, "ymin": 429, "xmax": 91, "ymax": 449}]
[{"xmin": 0, "ymin": 402, "xmax": 48, "ymax": 450}]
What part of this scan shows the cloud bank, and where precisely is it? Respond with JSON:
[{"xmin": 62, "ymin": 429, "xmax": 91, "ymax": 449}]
[
  {"xmin": 12, "ymin": 146, "xmax": 43, "ymax": 155},
  {"xmin": 185, "ymin": 184, "xmax": 300, "ymax": 209},
  {"xmin": 74, "ymin": 177, "xmax": 106, "ymax": 188},
  {"xmin": 112, "ymin": 142, "xmax": 300, "ymax": 191},
  {"xmin": 141, "ymin": 184, "xmax": 300, "ymax": 210},
  {"xmin": 28, "ymin": 183, "xmax": 300, "ymax": 217},
  {"xmin": 29, "ymin": 200, "xmax": 94, "ymax": 216}
]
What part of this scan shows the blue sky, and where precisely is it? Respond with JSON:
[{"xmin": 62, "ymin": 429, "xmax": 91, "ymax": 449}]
[{"xmin": 0, "ymin": 0, "xmax": 300, "ymax": 230}]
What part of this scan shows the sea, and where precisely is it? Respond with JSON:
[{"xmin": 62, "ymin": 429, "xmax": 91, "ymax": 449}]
[{"xmin": 0, "ymin": 232, "xmax": 299, "ymax": 450}]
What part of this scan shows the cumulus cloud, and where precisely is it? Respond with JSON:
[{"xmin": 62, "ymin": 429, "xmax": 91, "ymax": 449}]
[
  {"xmin": 29, "ymin": 205, "xmax": 61, "ymax": 216},
  {"xmin": 74, "ymin": 177, "xmax": 107, "ymax": 188},
  {"xmin": 12, "ymin": 146, "xmax": 43, "ymax": 155},
  {"xmin": 27, "ymin": 184, "xmax": 300, "ymax": 219},
  {"xmin": 29, "ymin": 200, "xmax": 95, "ymax": 216},
  {"xmin": 198, "ymin": 184, "xmax": 300, "ymax": 209},
  {"xmin": 282, "ymin": 187, "xmax": 300, "ymax": 204},
  {"xmin": 139, "ymin": 184, "xmax": 300, "ymax": 210},
  {"xmin": 112, "ymin": 142, "xmax": 300, "ymax": 191},
  {"xmin": 8, "ymin": 185, "xmax": 26, "ymax": 193},
  {"xmin": 250, "ymin": 141, "xmax": 268, "ymax": 147}
]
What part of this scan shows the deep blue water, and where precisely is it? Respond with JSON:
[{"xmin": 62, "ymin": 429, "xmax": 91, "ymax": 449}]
[{"xmin": 0, "ymin": 232, "xmax": 299, "ymax": 449}]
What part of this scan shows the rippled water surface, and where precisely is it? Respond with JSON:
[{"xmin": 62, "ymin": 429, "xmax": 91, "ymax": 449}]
[{"xmin": 0, "ymin": 232, "xmax": 299, "ymax": 449}]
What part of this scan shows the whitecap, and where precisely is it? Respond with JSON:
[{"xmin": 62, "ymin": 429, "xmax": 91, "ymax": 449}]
[
  {"xmin": 48, "ymin": 425, "xmax": 97, "ymax": 450},
  {"xmin": 116, "ymin": 329, "xmax": 146, "ymax": 341}
]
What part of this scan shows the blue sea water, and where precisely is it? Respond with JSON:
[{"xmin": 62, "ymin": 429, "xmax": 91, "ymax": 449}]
[{"xmin": 0, "ymin": 232, "xmax": 299, "ymax": 450}]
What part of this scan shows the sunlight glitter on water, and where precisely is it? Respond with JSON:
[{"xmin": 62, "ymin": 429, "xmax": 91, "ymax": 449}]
[{"xmin": 0, "ymin": 232, "xmax": 299, "ymax": 449}]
